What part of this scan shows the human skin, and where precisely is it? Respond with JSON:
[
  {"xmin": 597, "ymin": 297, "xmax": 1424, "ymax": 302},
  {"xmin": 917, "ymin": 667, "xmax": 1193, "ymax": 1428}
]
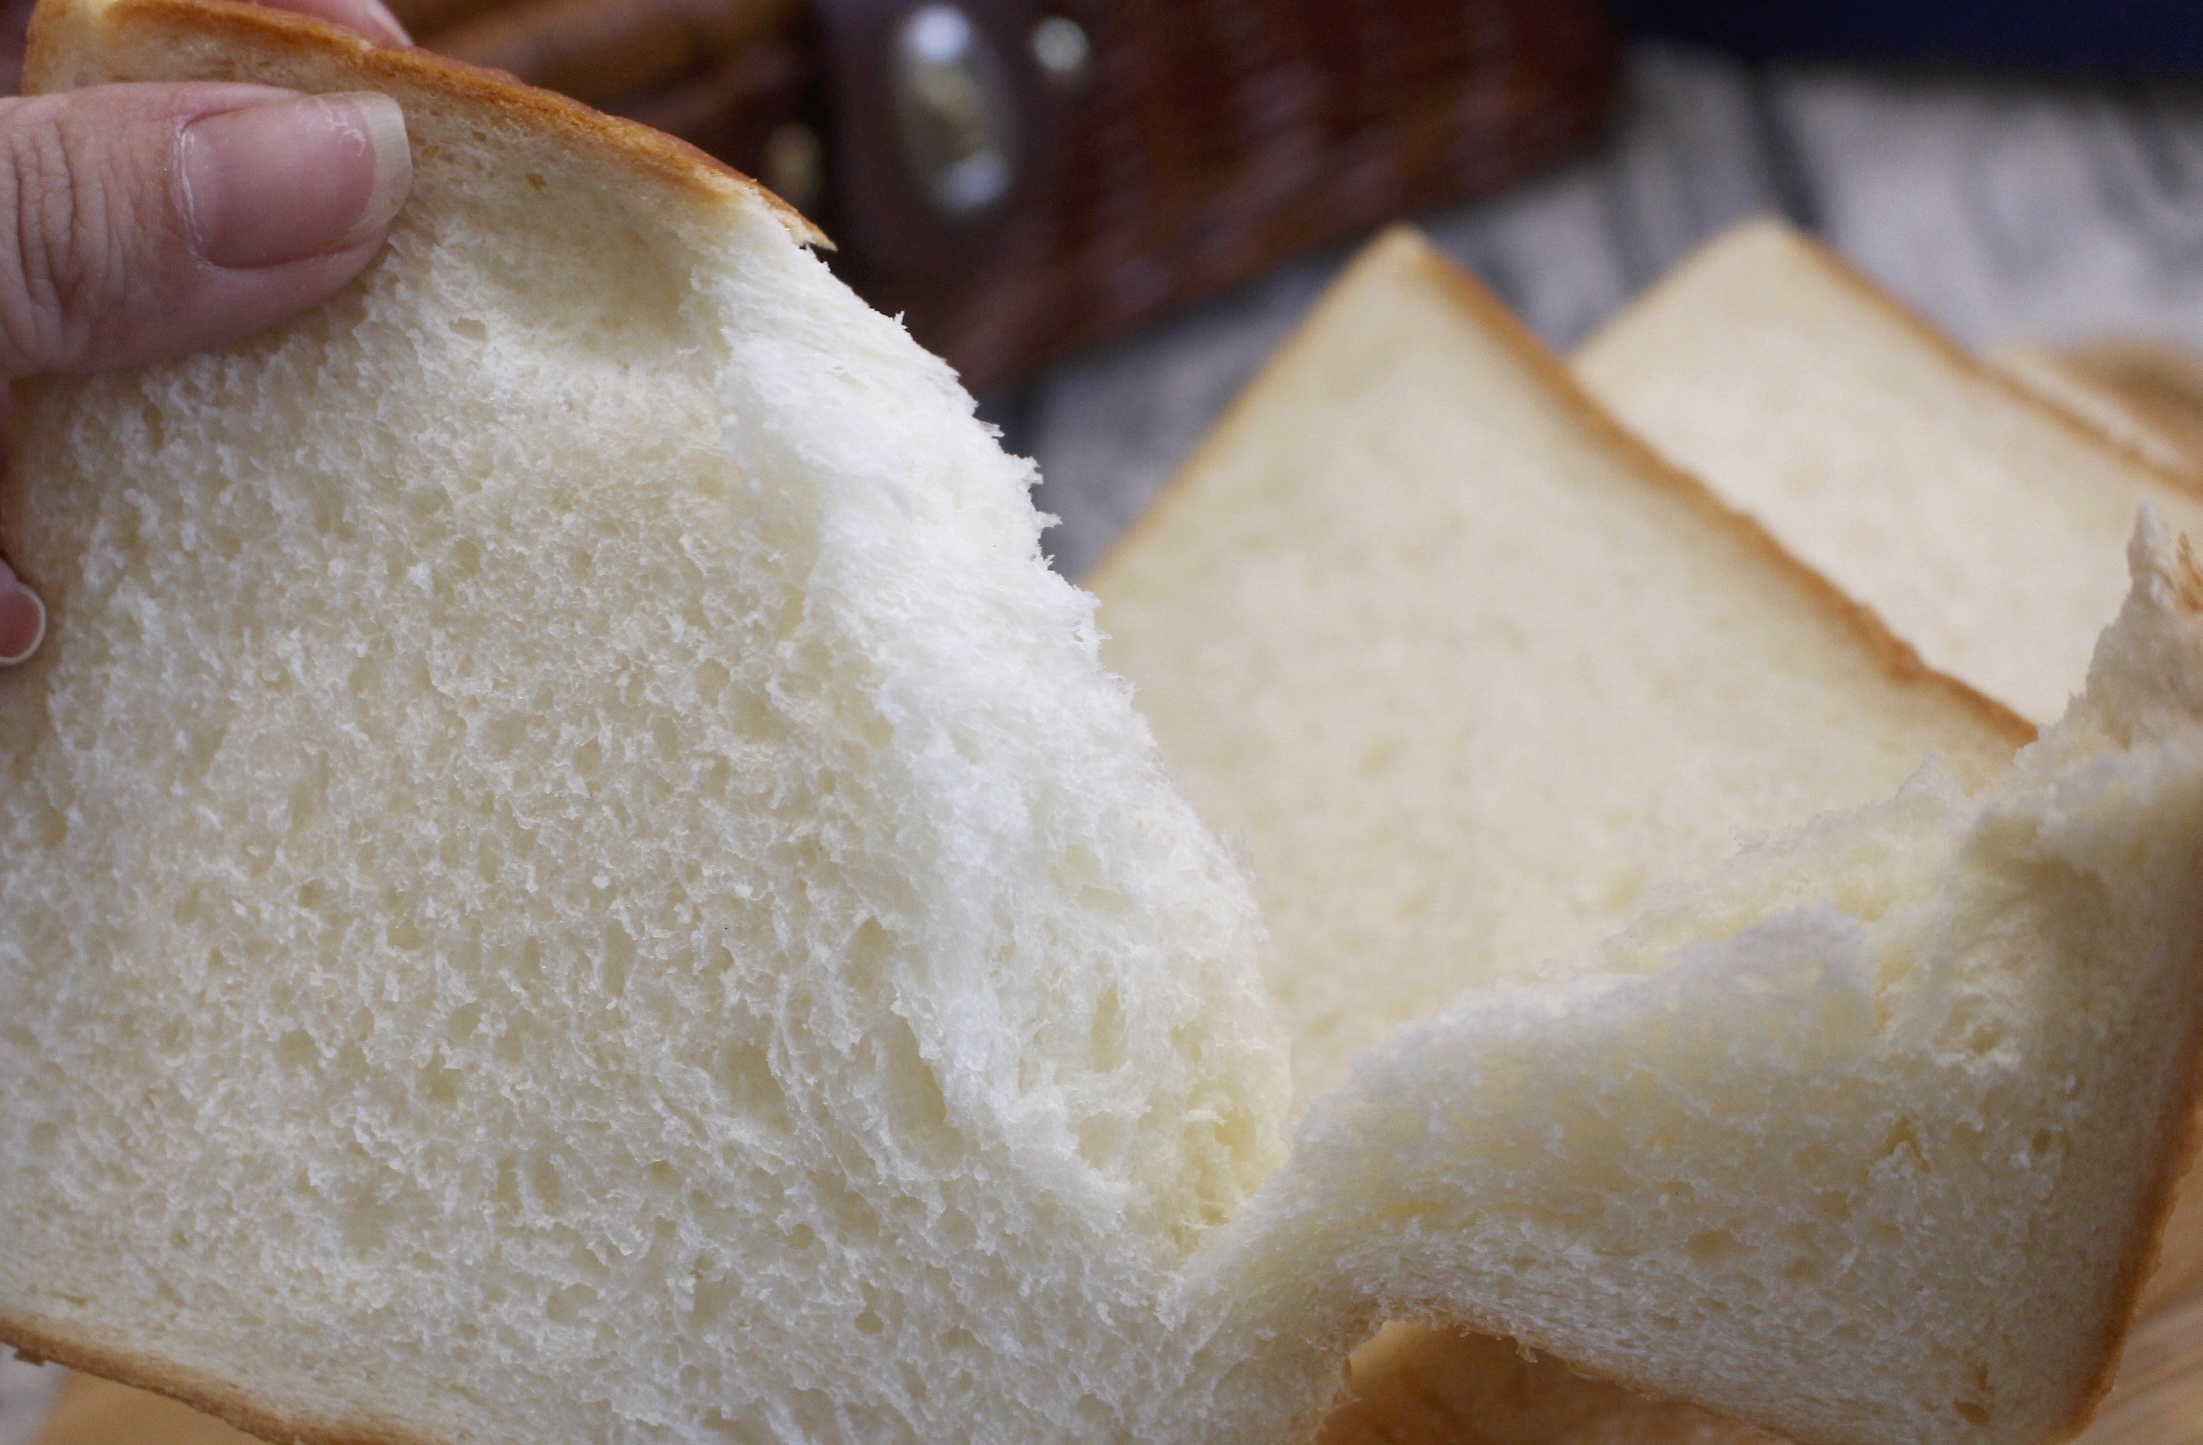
[{"xmin": 0, "ymin": 0, "xmax": 415, "ymax": 663}]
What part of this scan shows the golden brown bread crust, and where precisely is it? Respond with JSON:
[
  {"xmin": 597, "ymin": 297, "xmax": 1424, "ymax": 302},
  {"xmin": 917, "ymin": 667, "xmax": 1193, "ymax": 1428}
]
[
  {"xmin": 1, "ymin": 1314, "xmax": 438, "ymax": 1445},
  {"xmin": 1572, "ymin": 219, "xmax": 2200, "ymax": 505},
  {"xmin": 2041, "ymin": 900, "xmax": 2203, "ymax": 1444},
  {"xmin": 20, "ymin": 0, "xmax": 825, "ymax": 245}
]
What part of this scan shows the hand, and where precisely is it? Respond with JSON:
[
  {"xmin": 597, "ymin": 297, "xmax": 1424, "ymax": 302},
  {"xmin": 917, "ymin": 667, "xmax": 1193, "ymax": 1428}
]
[{"xmin": 0, "ymin": 0, "xmax": 416, "ymax": 666}]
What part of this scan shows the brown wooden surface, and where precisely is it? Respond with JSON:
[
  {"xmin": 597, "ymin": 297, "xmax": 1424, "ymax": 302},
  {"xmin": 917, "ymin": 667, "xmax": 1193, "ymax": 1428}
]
[{"xmin": 32, "ymin": 1377, "xmax": 252, "ymax": 1445}]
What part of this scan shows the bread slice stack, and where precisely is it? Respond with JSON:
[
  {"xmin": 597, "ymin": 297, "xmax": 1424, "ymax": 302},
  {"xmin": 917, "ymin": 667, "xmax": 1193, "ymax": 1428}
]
[
  {"xmin": 1574, "ymin": 219, "xmax": 2203, "ymax": 729},
  {"xmin": 8, "ymin": 7, "xmax": 2203, "ymax": 1445},
  {"xmin": 1087, "ymin": 227, "xmax": 2203, "ymax": 1445},
  {"xmin": 1577, "ymin": 220, "xmax": 2203, "ymax": 1318},
  {"xmin": 1089, "ymin": 227, "xmax": 2027, "ymax": 1106}
]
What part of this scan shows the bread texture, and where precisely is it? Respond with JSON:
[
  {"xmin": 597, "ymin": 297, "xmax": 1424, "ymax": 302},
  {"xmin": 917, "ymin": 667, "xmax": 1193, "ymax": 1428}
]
[
  {"xmin": 1092, "ymin": 231, "xmax": 2203, "ymax": 1445},
  {"xmin": 1228, "ymin": 516, "xmax": 2203, "ymax": 1441},
  {"xmin": 1090, "ymin": 228, "xmax": 2029, "ymax": 1106},
  {"xmin": 8, "ymin": 13, "xmax": 2203, "ymax": 1443},
  {"xmin": 0, "ymin": 1, "xmax": 1314, "ymax": 1440},
  {"xmin": 1580, "ymin": 223, "xmax": 2203, "ymax": 1317},
  {"xmin": 1574, "ymin": 219, "xmax": 2203, "ymax": 728}
]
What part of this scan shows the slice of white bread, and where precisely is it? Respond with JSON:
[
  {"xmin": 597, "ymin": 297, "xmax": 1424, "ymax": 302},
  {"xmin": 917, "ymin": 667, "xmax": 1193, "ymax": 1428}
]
[
  {"xmin": 1578, "ymin": 223, "xmax": 2203, "ymax": 1320},
  {"xmin": 1226, "ymin": 527, "xmax": 2203, "ymax": 1440},
  {"xmin": 1984, "ymin": 341, "xmax": 2203, "ymax": 488},
  {"xmin": 0, "ymin": 1, "xmax": 1325, "ymax": 1440},
  {"xmin": 1089, "ymin": 230, "xmax": 2203, "ymax": 1445},
  {"xmin": 1089, "ymin": 228, "xmax": 2030, "ymax": 1107},
  {"xmin": 11, "ymin": 9, "xmax": 2203, "ymax": 1443},
  {"xmin": 1573, "ymin": 219, "xmax": 2203, "ymax": 729}
]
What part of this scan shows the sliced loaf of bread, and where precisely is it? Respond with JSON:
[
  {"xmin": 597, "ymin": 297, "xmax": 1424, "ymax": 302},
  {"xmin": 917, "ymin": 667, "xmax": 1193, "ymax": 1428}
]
[
  {"xmin": 1579, "ymin": 221, "xmax": 2203, "ymax": 1319},
  {"xmin": 1090, "ymin": 227, "xmax": 2029, "ymax": 1107},
  {"xmin": 11, "ymin": 11, "xmax": 2203, "ymax": 1445},
  {"xmin": 1092, "ymin": 229, "xmax": 2203, "ymax": 1445},
  {"xmin": 0, "ymin": 1, "xmax": 1320, "ymax": 1440},
  {"xmin": 1574, "ymin": 219, "xmax": 2203, "ymax": 729},
  {"xmin": 1227, "ymin": 520, "xmax": 2203, "ymax": 1443}
]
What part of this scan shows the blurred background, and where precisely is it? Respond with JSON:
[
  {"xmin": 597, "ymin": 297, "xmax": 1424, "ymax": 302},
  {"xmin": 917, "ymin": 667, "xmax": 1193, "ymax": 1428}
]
[
  {"xmin": 6, "ymin": 1, "xmax": 2203, "ymax": 1442},
  {"xmin": 331, "ymin": 0, "xmax": 2203, "ymax": 578}
]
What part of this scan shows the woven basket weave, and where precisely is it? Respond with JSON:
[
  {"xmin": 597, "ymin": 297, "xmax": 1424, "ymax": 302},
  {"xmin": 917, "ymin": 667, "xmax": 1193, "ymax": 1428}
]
[{"xmin": 400, "ymin": 0, "xmax": 1619, "ymax": 389}]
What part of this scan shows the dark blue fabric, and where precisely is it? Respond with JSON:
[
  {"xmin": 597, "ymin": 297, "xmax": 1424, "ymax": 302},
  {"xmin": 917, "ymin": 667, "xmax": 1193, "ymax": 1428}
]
[{"xmin": 1613, "ymin": 0, "xmax": 2203, "ymax": 75}]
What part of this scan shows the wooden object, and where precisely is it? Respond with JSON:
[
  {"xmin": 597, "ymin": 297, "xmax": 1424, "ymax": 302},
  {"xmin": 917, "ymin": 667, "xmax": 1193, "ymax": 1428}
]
[
  {"xmin": 32, "ymin": 1376, "xmax": 251, "ymax": 1445},
  {"xmin": 392, "ymin": 0, "xmax": 1620, "ymax": 391},
  {"xmin": 819, "ymin": 0, "xmax": 1619, "ymax": 391}
]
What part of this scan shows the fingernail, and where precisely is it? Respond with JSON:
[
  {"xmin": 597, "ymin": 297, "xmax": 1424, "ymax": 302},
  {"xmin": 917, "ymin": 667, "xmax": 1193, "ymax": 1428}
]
[
  {"xmin": 0, "ymin": 573, "xmax": 47, "ymax": 667},
  {"xmin": 181, "ymin": 92, "xmax": 411, "ymax": 270}
]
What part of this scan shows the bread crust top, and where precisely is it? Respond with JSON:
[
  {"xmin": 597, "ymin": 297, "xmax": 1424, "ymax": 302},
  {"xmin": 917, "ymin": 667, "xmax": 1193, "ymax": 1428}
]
[
  {"xmin": 1575, "ymin": 218, "xmax": 2201, "ymax": 502},
  {"xmin": 22, "ymin": 0, "xmax": 825, "ymax": 245}
]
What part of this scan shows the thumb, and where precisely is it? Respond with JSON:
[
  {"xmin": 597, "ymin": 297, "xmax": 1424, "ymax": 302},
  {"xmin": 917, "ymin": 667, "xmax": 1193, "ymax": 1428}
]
[{"xmin": 0, "ymin": 81, "xmax": 409, "ymax": 377}]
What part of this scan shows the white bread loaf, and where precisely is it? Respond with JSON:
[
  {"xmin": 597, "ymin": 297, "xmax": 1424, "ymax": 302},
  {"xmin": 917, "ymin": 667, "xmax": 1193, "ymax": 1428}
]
[
  {"xmin": 1090, "ymin": 230, "xmax": 2203, "ymax": 1445},
  {"xmin": 7, "ymin": 11, "xmax": 2203, "ymax": 1445},
  {"xmin": 1579, "ymin": 223, "xmax": 2203, "ymax": 1320},
  {"xmin": 1573, "ymin": 219, "xmax": 2203, "ymax": 729},
  {"xmin": 0, "ymin": 1, "xmax": 1327, "ymax": 1440},
  {"xmin": 1091, "ymin": 227, "xmax": 2028, "ymax": 1107}
]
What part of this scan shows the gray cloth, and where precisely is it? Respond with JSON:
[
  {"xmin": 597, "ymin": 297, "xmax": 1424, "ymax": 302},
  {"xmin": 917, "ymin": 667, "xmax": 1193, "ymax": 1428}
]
[{"xmin": 0, "ymin": 1357, "xmax": 64, "ymax": 1445}]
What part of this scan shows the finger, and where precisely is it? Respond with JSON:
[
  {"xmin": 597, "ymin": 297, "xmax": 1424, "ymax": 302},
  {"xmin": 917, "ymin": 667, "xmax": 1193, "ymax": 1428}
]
[
  {"xmin": 0, "ymin": 81, "xmax": 410, "ymax": 376},
  {"xmin": 249, "ymin": 0, "xmax": 409, "ymax": 47}
]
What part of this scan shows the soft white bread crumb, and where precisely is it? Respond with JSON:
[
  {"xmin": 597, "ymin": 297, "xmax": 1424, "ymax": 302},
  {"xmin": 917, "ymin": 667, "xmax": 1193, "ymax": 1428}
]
[
  {"xmin": 1091, "ymin": 228, "xmax": 2027, "ymax": 1106},
  {"xmin": 1094, "ymin": 230, "xmax": 2200, "ymax": 1445},
  {"xmin": 5, "ymin": 12, "xmax": 2202, "ymax": 1443},
  {"xmin": 1582, "ymin": 224, "xmax": 2203, "ymax": 1316},
  {"xmin": 1216, "ymin": 515, "xmax": 2203, "ymax": 1445},
  {"xmin": 1574, "ymin": 219, "xmax": 2203, "ymax": 728},
  {"xmin": 0, "ymin": 1, "xmax": 1311, "ymax": 1440}
]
